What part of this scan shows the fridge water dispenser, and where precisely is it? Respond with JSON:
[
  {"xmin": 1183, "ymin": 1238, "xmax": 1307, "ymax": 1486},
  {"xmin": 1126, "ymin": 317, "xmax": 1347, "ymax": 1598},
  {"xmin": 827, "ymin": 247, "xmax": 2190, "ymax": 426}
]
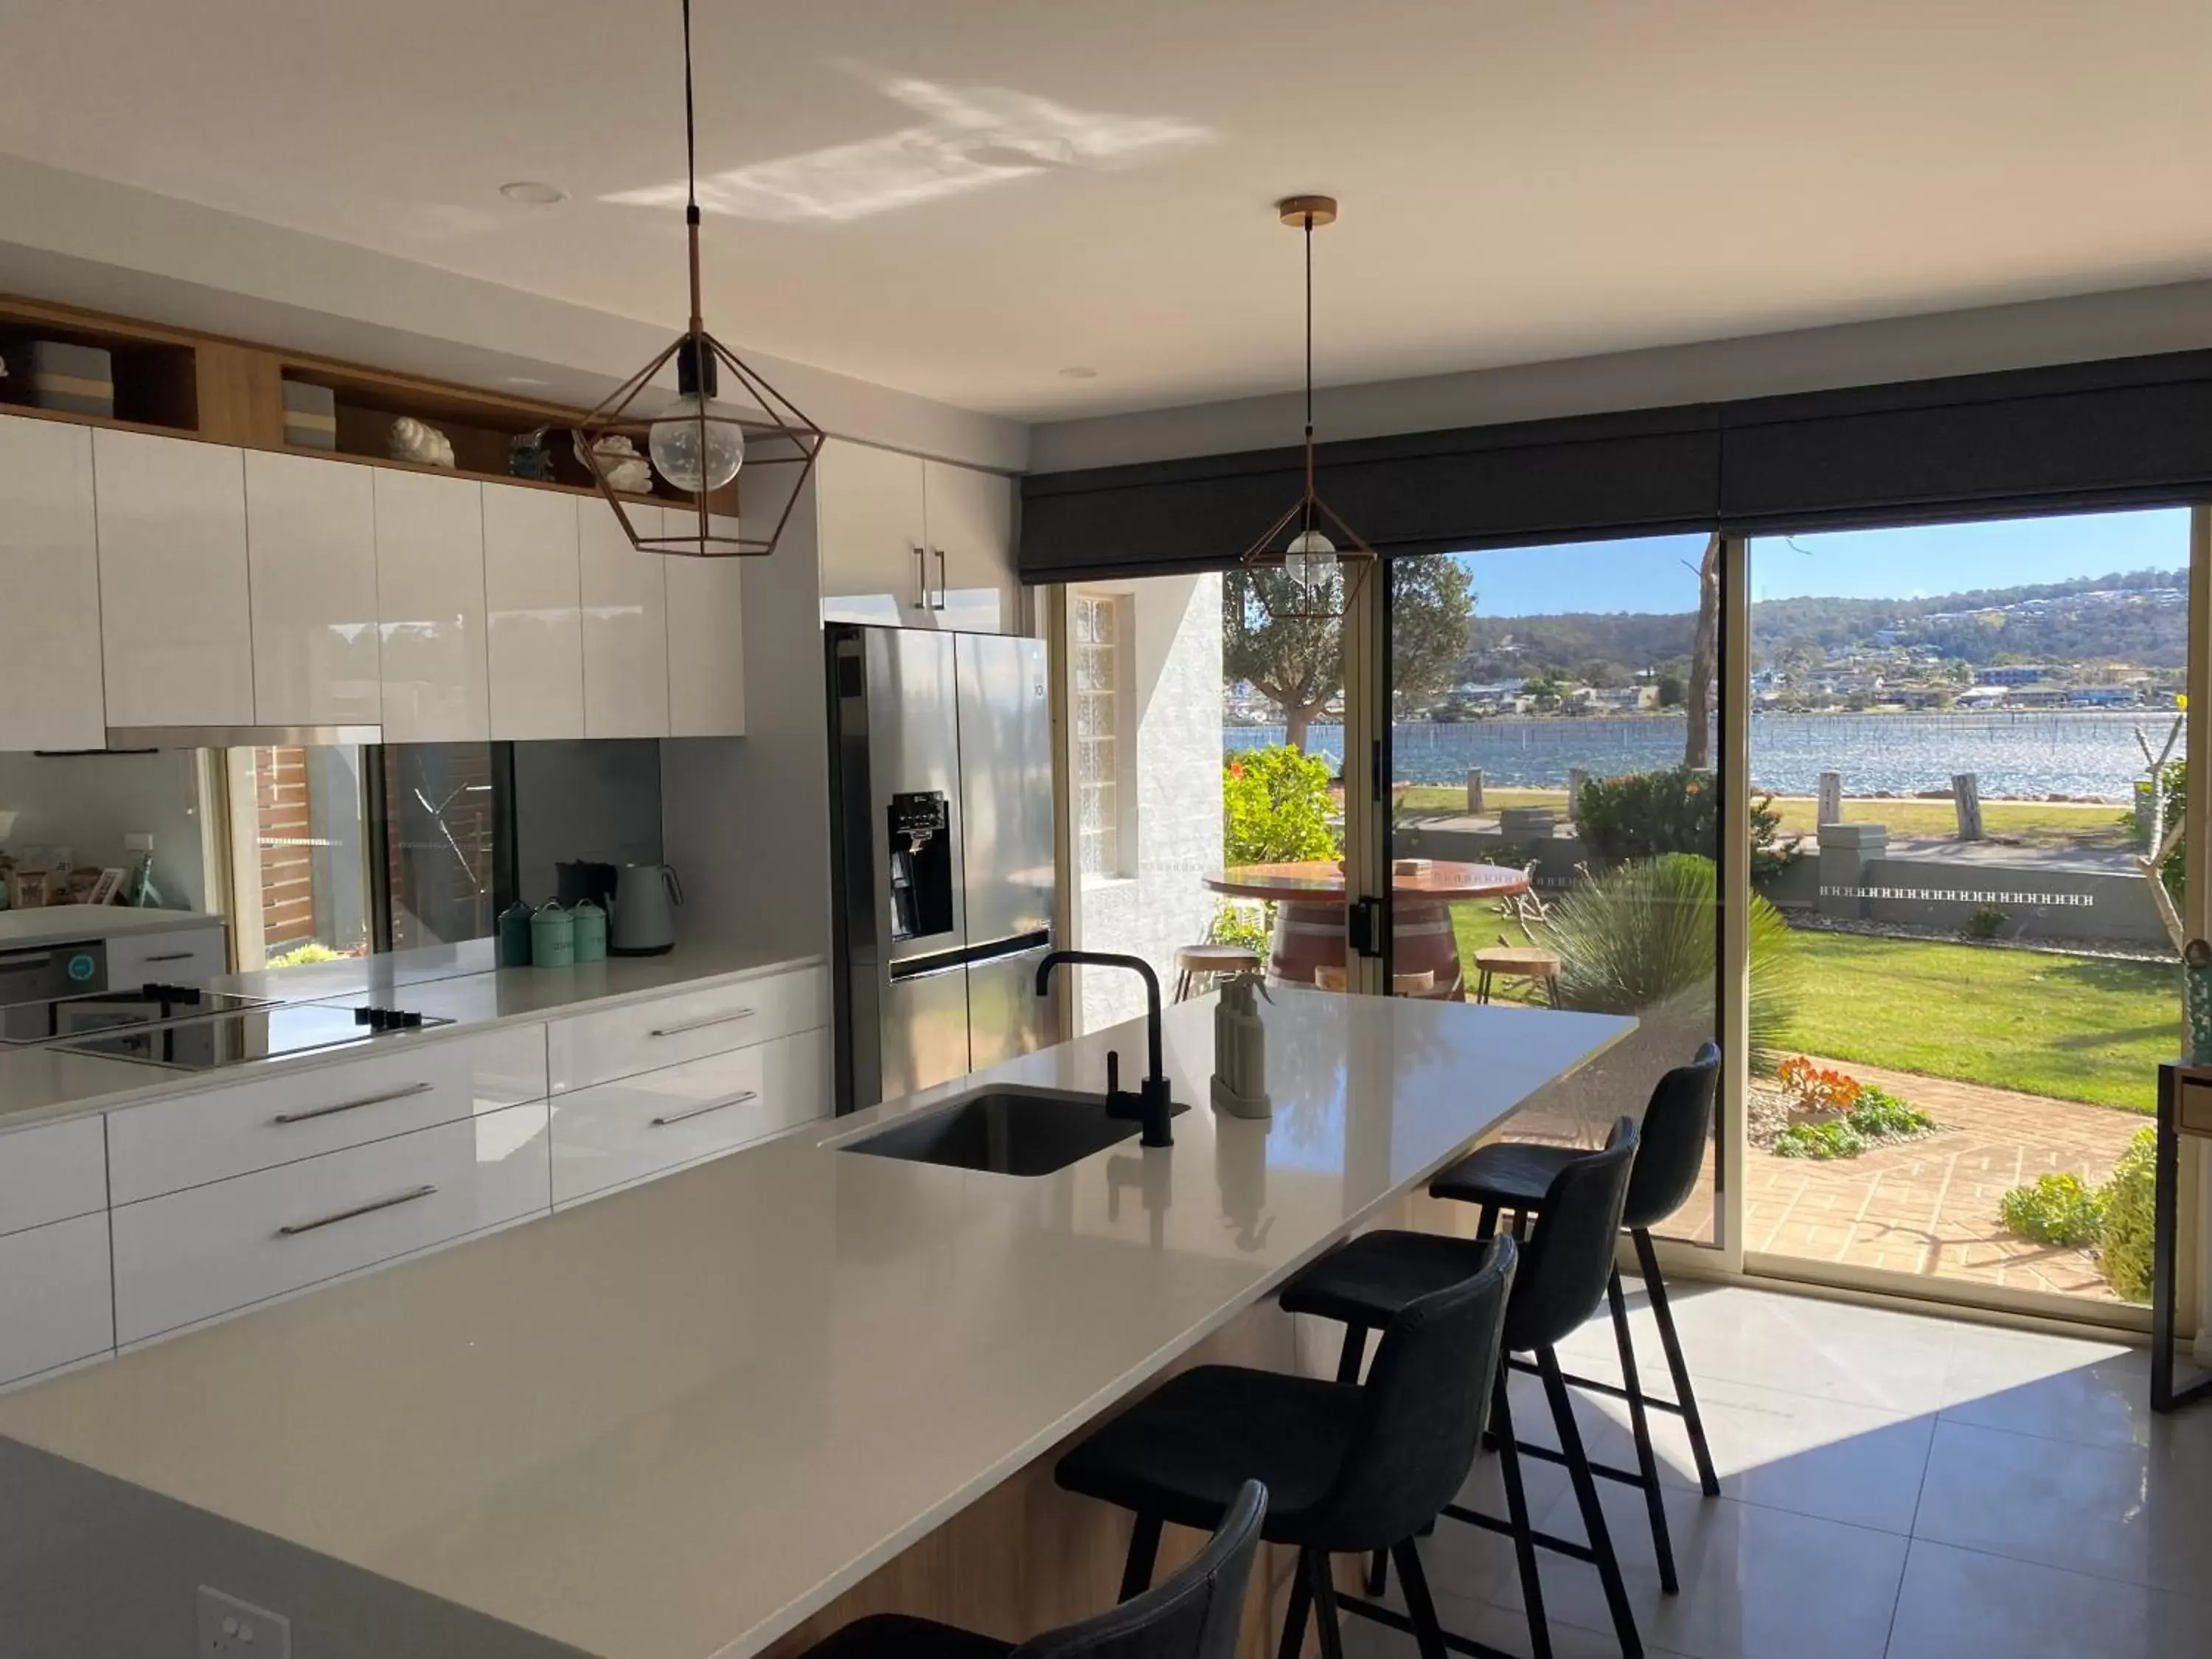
[{"xmin": 887, "ymin": 791, "xmax": 954, "ymax": 942}]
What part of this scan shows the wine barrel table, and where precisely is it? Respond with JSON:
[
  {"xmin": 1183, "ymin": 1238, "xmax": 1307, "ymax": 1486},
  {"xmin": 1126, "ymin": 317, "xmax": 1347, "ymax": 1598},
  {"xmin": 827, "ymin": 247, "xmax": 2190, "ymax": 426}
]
[{"xmin": 1200, "ymin": 860, "xmax": 1532, "ymax": 1000}]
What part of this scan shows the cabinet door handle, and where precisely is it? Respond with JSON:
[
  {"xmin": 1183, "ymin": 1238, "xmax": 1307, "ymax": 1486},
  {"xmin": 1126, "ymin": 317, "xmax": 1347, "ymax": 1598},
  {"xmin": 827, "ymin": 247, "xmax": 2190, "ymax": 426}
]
[
  {"xmin": 911, "ymin": 545, "xmax": 929, "ymax": 610},
  {"xmin": 141, "ymin": 950, "xmax": 194, "ymax": 964},
  {"xmin": 278, "ymin": 1183, "xmax": 438, "ymax": 1237},
  {"xmin": 933, "ymin": 548, "xmax": 948, "ymax": 611},
  {"xmin": 651, "ymin": 1089, "xmax": 759, "ymax": 1127},
  {"xmin": 649, "ymin": 1009, "xmax": 756, "ymax": 1039},
  {"xmin": 272, "ymin": 1081, "xmax": 435, "ymax": 1125}
]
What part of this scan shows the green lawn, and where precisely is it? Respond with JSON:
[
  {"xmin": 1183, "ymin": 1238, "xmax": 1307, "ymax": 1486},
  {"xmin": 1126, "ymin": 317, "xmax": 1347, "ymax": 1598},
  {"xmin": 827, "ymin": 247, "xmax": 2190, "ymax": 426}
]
[
  {"xmin": 1395, "ymin": 785, "xmax": 2132, "ymax": 852},
  {"xmin": 1447, "ymin": 902, "xmax": 2171, "ymax": 1112},
  {"xmin": 1773, "ymin": 933, "xmax": 2170, "ymax": 1113}
]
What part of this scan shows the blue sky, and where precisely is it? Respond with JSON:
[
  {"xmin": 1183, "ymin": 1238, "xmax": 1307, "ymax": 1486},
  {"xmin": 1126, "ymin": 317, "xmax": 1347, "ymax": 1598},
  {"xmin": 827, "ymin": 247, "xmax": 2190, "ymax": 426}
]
[{"xmin": 1451, "ymin": 507, "xmax": 2191, "ymax": 617}]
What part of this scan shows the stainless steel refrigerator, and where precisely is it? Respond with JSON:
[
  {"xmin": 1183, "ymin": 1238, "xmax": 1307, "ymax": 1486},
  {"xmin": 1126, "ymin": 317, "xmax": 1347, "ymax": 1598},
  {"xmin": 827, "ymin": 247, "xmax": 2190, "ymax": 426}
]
[{"xmin": 827, "ymin": 624, "xmax": 1057, "ymax": 1113}]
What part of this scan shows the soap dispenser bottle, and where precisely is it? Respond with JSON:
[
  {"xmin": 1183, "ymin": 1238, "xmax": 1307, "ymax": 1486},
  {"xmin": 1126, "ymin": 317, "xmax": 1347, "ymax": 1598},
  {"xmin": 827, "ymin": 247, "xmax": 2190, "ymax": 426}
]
[{"xmin": 1210, "ymin": 973, "xmax": 1272, "ymax": 1119}]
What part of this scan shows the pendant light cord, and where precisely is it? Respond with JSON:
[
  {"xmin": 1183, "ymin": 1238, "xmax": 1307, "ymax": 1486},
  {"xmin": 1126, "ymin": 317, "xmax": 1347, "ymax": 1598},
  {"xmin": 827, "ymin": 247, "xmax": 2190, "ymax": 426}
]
[
  {"xmin": 680, "ymin": 0, "xmax": 703, "ymax": 333},
  {"xmin": 1301, "ymin": 211, "xmax": 1315, "ymax": 515}
]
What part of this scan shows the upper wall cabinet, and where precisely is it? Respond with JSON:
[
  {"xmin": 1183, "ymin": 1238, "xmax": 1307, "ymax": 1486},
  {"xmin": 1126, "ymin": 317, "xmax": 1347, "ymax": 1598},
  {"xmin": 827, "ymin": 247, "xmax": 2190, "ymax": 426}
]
[
  {"xmin": 818, "ymin": 442, "xmax": 930, "ymax": 628},
  {"xmin": 579, "ymin": 500, "xmax": 671, "ymax": 739},
  {"xmin": 0, "ymin": 416, "xmax": 105, "ymax": 750},
  {"xmin": 483, "ymin": 484, "xmax": 585, "ymax": 741},
  {"xmin": 94, "ymin": 430, "xmax": 254, "ymax": 728},
  {"xmin": 664, "ymin": 513, "xmax": 746, "ymax": 737},
  {"xmin": 244, "ymin": 449, "xmax": 380, "ymax": 727},
  {"xmin": 374, "ymin": 469, "xmax": 490, "ymax": 742},
  {"xmin": 923, "ymin": 460, "xmax": 1015, "ymax": 635},
  {"xmin": 816, "ymin": 442, "xmax": 1018, "ymax": 633}
]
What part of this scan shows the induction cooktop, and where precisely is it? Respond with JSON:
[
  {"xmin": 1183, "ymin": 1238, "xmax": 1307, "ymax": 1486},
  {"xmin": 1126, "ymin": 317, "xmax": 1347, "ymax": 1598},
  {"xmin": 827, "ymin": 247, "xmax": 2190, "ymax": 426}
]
[
  {"xmin": 0, "ymin": 983, "xmax": 276, "ymax": 1046},
  {"xmin": 54, "ymin": 1002, "xmax": 453, "ymax": 1071}
]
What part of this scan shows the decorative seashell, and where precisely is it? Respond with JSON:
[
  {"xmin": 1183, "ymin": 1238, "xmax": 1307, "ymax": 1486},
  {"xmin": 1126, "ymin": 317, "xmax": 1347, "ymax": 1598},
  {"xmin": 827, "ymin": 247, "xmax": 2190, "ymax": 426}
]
[
  {"xmin": 585, "ymin": 434, "xmax": 653, "ymax": 495},
  {"xmin": 389, "ymin": 414, "xmax": 456, "ymax": 469}
]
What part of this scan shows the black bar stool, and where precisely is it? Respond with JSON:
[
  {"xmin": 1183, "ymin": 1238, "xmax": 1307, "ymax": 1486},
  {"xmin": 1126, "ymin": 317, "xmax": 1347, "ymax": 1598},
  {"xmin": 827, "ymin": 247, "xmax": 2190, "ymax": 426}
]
[
  {"xmin": 1277, "ymin": 1119, "xmax": 1646, "ymax": 1659},
  {"xmin": 1433, "ymin": 1043, "xmax": 1724, "ymax": 1514},
  {"xmin": 1054, "ymin": 1239, "xmax": 1518, "ymax": 1659},
  {"xmin": 791, "ymin": 1480, "xmax": 1267, "ymax": 1659}
]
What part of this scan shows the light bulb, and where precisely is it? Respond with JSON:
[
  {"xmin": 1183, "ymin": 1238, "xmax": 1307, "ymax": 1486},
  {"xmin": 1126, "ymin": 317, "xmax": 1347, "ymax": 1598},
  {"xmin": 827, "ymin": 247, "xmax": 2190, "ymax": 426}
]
[
  {"xmin": 1284, "ymin": 527, "xmax": 1337, "ymax": 592},
  {"xmin": 649, "ymin": 393, "xmax": 745, "ymax": 493}
]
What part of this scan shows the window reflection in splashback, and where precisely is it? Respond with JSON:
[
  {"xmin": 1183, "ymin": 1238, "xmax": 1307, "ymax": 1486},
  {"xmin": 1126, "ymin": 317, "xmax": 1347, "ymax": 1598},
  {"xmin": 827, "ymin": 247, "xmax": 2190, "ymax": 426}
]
[{"xmin": 511, "ymin": 740, "xmax": 665, "ymax": 910}]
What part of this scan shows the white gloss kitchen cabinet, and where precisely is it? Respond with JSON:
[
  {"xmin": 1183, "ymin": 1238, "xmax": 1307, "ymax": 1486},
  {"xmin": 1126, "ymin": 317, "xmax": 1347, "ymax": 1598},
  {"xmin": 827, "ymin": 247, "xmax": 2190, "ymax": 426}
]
[
  {"xmin": 0, "ymin": 1116, "xmax": 112, "ymax": 1388},
  {"xmin": 374, "ymin": 467, "xmax": 490, "ymax": 741},
  {"xmin": 244, "ymin": 448, "xmax": 382, "ymax": 726},
  {"xmin": 580, "ymin": 499, "xmax": 672, "ymax": 738},
  {"xmin": 105, "ymin": 921, "xmax": 229, "ymax": 987},
  {"xmin": 484, "ymin": 482, "xmax": 586, "ymax": 740},
  {"xmin": 94, "ymin": 428, "xmax": 254, "ymax": 728},
  {"xmin": 0, "ymin": 415, "xmax": 105, "ymax": 751},
  {"xmin": 817, "ymin": 444, "xmax": 1015, "ymax": 633},
  {"xmin": 664, "ymin": 512, "xmax": 747, "ymax": 737}
]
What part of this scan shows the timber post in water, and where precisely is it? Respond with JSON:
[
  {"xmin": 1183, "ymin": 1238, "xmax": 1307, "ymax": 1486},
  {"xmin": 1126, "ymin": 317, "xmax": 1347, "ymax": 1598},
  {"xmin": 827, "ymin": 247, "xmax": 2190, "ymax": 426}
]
[{"xmin": 1952, "ymin": 773, "xmax": 1984, "ymax": 841}]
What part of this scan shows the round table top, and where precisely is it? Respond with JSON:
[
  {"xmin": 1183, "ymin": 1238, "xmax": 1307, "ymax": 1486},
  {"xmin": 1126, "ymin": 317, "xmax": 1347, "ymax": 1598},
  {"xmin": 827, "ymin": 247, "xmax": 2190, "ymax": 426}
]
[{"xmin": 1200, "ymin": 860, "xmax": 1532, "ymax": 904}]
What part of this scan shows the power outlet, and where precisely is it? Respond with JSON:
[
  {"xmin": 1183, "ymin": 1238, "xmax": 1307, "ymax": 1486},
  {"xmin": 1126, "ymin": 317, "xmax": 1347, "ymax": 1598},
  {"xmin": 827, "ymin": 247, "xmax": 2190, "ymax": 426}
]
[{"xmin": 197, "ymin": 1587, "xmax": 291, "ymax": 1659}]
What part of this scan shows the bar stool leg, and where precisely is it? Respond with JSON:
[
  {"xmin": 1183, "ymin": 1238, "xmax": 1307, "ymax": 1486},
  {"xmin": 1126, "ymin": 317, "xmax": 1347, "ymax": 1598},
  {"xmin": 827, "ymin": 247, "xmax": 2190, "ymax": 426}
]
[
  {"xmin": 1391, "ymin": 1539, "xmax": 1450, "ymax": 1659},
  {"xmin": 1119, "ymin": 1513, "xmax": 1161, "ymax": 1602},
  {"xmin": 1276, "ymin": 1550, "xmax": 1312, "ymax": 1659},
  {"xmin": 1173, "ymin": 970, "xmax": 1193, "ymax": 1003},
  {"xmin": 1334, "ymin": 1324, "xmax": 1369, "ymax": 1384},
  {"xmin": 1307, "ymin": 1548, "xmax": 1349, "ymax": 1659},
  {"xmin": 1540, "ymin": 1347, "xmax": 1642, "ymax": 1659},
  {"xmin": 1634, "ymin": 1228, "xmax": 1719, "ymax": 1498},
  {"xmin": 1490, "ymin": 1368, "xmax": 1553, "ymax": 1659},
  {"xmin": 1609, "ymin": 1265, "xmax": 1678, "ymax": 1594}
]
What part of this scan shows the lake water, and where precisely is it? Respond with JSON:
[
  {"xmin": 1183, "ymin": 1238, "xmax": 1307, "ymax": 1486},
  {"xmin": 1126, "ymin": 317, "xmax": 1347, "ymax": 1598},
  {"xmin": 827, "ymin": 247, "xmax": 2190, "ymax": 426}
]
[{"xmin": 1223, "ymin": 711, "xmax": 2175, "ymax": 799}]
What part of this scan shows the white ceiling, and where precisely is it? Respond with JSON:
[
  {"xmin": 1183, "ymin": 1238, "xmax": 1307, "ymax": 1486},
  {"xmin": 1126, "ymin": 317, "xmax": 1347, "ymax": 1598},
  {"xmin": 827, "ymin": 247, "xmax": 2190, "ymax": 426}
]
[{"xmin": 4, "ymin": 0, "xmax": 2209, "ymax": 423}]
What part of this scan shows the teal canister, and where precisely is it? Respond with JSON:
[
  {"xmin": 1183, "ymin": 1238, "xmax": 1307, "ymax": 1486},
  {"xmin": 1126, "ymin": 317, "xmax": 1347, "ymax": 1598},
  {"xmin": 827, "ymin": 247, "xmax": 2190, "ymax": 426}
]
[
  {"xmin": 497, "ymin": 901, "xmax": 535, "ymax": 968},
  {"xmin": 530, "ymin": 900, "xmax": 576, "ymax": 969},
  {"xmin": 2185, "ymin": 938, "xmax": 2212, "ymax": 1064},
  {"xmin": 570, "ymin": 899, "xmax": 608, "ymax": 964}
]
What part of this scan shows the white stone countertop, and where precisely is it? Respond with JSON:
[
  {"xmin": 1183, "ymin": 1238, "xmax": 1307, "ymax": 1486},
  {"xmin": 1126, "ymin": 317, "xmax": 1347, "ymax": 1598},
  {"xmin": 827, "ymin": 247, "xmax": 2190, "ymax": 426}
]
[
  {"xmin": 0, "ymin": 905, "xmax": 224, "ymax": 950},
  {"xmin": 0, "ymin": 990, "xmax": 1633, "ymax": 1659},
  {"xmin": 0, "ymin": 940, "xmax": 824, "ymax": 1133}
]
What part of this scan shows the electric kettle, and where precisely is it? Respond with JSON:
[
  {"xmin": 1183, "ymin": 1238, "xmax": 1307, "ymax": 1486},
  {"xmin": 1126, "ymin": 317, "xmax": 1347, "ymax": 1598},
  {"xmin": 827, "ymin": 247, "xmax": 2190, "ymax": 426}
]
[{"xmin": 609, "ymin": 863, "xmax": 681, "ymax": 956}]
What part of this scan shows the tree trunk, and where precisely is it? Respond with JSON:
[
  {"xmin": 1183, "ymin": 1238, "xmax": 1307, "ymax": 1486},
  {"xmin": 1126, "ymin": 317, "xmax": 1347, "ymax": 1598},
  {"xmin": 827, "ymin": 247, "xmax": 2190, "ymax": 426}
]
[
  {"xmin": 1683, "ymin": 533, "xmax": 1719, "ymax": 769},
  {"xmin": 1283, "ymin": 703, "xmax": 1314, "ymax": 754}
]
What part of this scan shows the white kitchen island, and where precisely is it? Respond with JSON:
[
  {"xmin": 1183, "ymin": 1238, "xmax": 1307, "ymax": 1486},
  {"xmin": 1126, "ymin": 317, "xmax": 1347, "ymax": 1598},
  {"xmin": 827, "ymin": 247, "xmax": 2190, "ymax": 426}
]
[{"xmin": 0, "ymin": 990, "xmax": 1632, "ymax": 1659}]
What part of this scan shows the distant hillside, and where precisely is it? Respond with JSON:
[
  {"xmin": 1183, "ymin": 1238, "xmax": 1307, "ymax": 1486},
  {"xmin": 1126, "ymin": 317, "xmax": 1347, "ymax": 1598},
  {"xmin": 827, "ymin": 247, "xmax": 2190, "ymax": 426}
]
[{"xmin": 1458, "ymin": 568, "xmax": 2186, "ymax": 682}]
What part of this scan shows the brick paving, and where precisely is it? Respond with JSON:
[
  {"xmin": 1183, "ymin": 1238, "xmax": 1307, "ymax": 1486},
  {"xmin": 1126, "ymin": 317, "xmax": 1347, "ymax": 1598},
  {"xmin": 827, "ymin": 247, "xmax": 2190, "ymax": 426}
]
[{"xmin": 1493, "ymin": 1034, "xmax": 2144, "ymax": 1303}]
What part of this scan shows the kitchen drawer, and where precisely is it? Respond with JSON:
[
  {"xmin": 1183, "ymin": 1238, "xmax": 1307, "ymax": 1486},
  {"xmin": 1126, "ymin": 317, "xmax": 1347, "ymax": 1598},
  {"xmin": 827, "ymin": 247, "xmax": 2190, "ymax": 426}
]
[
  {"xmin": 548, "ymin": 965, "xmax": 827, "ymax": 1093},
  {"xmin": 112, "ymin": 1099, "xmax": 551, "ymax": 1345},
  {"xmin": 107, "ymin": 1023, "xmax": 548, "ymax": 1204},
  {"xmin": 551, "ymin": 1029, "xmax": 827, "ymax": 1208},
  {"xmin": 0, "ymin": 1213, "xmax": 114, "ymax": 1387},
  {"xmin": 0, "ymin": 1115, "xmax": 106, "ymax": 1237},
  {"xmin": 106, "ymin": 923, "xmax": 228, "ymax": 987}
]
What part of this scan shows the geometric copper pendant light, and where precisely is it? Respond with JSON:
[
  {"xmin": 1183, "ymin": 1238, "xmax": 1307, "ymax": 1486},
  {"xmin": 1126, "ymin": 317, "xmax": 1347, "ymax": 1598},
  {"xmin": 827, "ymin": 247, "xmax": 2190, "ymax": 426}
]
[
  {"xmin": 571, "ymin": 0, "xmax": 825, "ymax": 558},
  {"xmin": 1237, "ymin": 194, "xmax": 1377, "ymax": 618}
]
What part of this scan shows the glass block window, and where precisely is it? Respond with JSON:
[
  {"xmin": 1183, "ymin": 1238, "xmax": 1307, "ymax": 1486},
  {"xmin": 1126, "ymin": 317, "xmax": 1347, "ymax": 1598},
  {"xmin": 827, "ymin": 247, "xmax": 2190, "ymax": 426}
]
[{"xmin": 1073, "ymin": 594, "xmax": 1121, "ymax": 877}]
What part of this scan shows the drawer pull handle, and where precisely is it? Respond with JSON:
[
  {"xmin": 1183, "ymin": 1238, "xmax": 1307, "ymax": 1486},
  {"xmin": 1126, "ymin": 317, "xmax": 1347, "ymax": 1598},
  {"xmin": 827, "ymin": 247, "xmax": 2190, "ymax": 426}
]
[
  {"xmin": 652, "ymin": 1089, "xmax": 759, "ymax": 1127},
  {"xmin": 272, "ymin": 1081, "xmax": 435, "ymax": 1125},
  {"xmin": 141, "ymin": 951, "xmax": 194, "ymax": 964},
  {"xmin": 278, "ymin": 1183, "xmax": 438, "ymax": 1237},
  {"xmin": 650, "ymin": 1009, "xmax": 756, "ymax": 1039}
]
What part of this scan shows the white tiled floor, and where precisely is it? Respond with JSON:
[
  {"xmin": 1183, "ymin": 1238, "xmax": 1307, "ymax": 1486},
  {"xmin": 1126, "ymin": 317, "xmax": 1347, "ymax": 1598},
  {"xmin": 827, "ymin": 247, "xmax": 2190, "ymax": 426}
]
[{"xmin": 1339, "ymin": 1281, "xmax": 2212, "ymax": 1659}]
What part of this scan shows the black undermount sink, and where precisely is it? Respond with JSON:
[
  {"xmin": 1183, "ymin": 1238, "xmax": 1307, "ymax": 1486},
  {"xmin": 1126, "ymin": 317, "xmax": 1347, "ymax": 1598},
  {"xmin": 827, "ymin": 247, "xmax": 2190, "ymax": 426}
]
[{"xmin": 840, "ymin": 1085, "xmax": 1191, "ymax": 1177}]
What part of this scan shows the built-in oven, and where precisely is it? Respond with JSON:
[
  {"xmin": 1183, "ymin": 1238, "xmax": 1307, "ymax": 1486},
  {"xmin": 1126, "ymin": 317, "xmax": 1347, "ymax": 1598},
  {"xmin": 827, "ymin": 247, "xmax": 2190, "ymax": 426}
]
[{"xmin": 0, "ymin": 940, "xmax": 106, "ymax": 1006}]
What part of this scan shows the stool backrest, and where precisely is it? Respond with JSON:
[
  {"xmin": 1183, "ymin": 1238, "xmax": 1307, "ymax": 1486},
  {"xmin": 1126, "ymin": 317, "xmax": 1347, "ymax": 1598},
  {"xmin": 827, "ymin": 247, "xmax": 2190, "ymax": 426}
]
[
  {"xmin": 1623, "ymin": 1043, "xmax": 1720, "ymax": 1231},
  {"xmin": 1506, "ymin": 1117, "xmax": 1639, "ymax": 1353},
  {"xmin": 1019, "ymin": 1480, "xmax": 1266, "ymax": 1659},
  {"xmin": 1307, "ymin": 1236, "xmax": 1518, "ymax": 1551}
]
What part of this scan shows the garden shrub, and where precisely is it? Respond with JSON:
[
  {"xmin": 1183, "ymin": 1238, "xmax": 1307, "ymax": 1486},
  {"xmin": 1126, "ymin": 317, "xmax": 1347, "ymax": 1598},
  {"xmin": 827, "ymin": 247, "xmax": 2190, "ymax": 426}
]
[
  {"xmin": 1773, "ymin": 1119, "xmax": 1866, "ymax": 1160},
  {"xmin": 2099, "ymin": 1127, "xmax": 2159, "ymax": 1302},
  {"xmin": 1543, "ymin": 853, "xmax": 1801, "ymax": 1072},
  {"xmin": 1573, "ymin": 768, "xmax": 1793, "ymax": 878},
  {"xmin": 1222, "ymin": 746, "xmax": 1340, "ymax": 865},
  {"xmin": 1206, "ymin": 903, "xmax": 1270, "ymax": 959},
  {"xmin": 1997, "ymin": 1173, "xmax": 2107, "ymax": 1248},
  {"xmin": 1966, "ymin": 904, "xmax": 2007, "ymax": 941},
  {"xmin": 1847, "ymin": 1084, "xmax": 1935, "ymax": 1139}
]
